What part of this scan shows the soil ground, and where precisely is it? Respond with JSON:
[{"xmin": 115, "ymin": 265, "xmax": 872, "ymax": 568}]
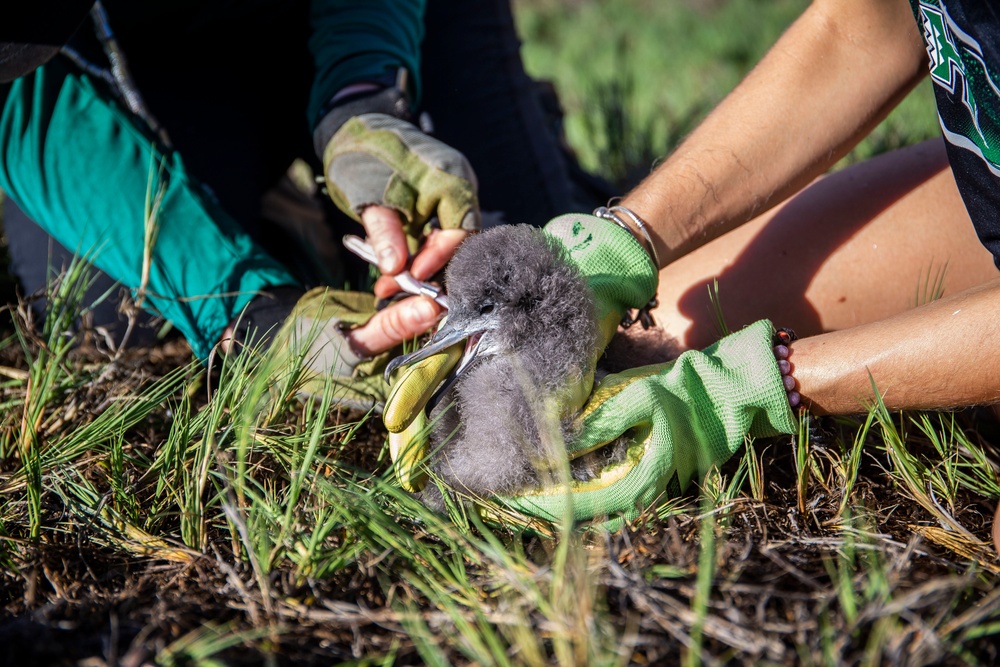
[{"xmin": 1, "ymin": 334, "xmax": 999, "ymax": 665}]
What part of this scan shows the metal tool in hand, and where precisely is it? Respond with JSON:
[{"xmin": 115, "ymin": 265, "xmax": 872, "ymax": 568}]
[{"xmin": 342, "ymin": 234, "xmax": 450, "ymax": 310}]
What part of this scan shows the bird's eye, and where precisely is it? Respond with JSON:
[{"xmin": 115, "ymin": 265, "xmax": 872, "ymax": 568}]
[{"xmin": 479, "ymin": 303, "xmax": 495, "ymax": 315}]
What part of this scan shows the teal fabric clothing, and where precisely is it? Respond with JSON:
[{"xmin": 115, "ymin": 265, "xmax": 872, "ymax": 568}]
[
  {"xmin": 0, "ymin": 0, "xmax": 426, "ymax": 359},
  {"xmin": 0, "ymin": 60, "xmax": 297, "ymax": 359}
]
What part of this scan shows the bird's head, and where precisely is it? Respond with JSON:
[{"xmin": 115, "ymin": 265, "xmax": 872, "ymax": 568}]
[{"xmin": 385, "ymin": 225, "xmax": 598, "ymax": 399}]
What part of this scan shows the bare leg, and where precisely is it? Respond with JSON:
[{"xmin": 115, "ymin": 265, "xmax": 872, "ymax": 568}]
[
  {"xmin": 652, "ymin": 138, "xmax": 997, "ymax": 350},
  {"xmin": 788, "ymin": 276, "xmax": 1000, "ymax": 412},
  {"xmin": 638, "ymin": 139, "xmax": 1000, "ymax": 552}
]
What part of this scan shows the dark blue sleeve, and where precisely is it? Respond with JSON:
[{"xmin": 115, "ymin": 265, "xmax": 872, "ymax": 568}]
[{"xmin": 307, "ymin": 0, "xmax": 425, "ymax": 129}]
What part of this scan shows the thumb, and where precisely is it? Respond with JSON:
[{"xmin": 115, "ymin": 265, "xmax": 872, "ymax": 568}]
[
  {"xmin": 347, "ymin": 296, "xmax": 442, "ymax": 357},
  {"xmin": 428, "ymin": 174, "xmax": 480, "ymax": 231},
  {"xmin": 566, "ymin": 362, "xmax": 672, "ymax": 455},
  {"xmin": 567, "ymin": 377, "xmax": 652, "ymax": 456}
]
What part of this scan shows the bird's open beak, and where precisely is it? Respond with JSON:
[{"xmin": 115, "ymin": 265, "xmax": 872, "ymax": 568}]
[
  {"xmin": 384, "ymin": 320, "xmax": 486, "ymax": 412},
  {"xmin": 385, "ymin": 321, "xmax": 481, "ymax": 381}
]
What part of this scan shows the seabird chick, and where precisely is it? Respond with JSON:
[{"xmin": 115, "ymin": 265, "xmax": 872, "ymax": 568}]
[{"xmin": 387, "ymin": 224, "xmax": 612, "ymax": 507}]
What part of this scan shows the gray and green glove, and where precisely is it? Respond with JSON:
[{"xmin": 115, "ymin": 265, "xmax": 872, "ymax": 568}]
[
  {"xmin": 262, "ymin": 287, "xmax": 391, "ymax": 411},
  {"xmin": 322, "ymin": 113, "xmax": 481, "ymax": 253},
  {"xmin": 498, "ymin": 319, "xmax": 798, "ymax": 527},
  {"xmin": 383, "ymin": 213, "xmax": 659, "ymax": 490}
]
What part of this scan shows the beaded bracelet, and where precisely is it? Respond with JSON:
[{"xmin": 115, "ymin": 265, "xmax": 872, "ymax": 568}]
[{"xmin": 773, "ymin": 328, "xmax": 800, "ymax": 408}]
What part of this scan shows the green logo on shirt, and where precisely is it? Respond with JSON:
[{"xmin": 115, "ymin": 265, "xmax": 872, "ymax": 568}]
[{"xmin": 917, "ymin": 1, "xmax": 1000, "ymax": 171}]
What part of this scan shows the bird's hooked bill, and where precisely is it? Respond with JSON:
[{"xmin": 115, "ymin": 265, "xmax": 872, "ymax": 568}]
[
  {"xmin": 385, "ymin": 321, "xmax": 482, "ymax": 382},
  {"xmin": 385, "ymin": 321, "xmax": 485, "ymax": 413}
]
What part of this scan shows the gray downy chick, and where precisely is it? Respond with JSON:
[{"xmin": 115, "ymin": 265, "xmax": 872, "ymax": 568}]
[{"xmin": 387, "ymin": 224, "xmax": 618, "ymax": 508}]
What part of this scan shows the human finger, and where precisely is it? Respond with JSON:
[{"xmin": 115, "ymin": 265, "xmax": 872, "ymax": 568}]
[
  {"xmin": 372, "ymin": 228, "xmax": 466, "ymax": 299},
  {"xmin": 409, "ymin": 228, "xmax": 469, "ymax": 281},
  {"xmin": 374, "ymin": 274, "xmax": 404, "ymax": 300},
  {"xmin": 347, "ymin": 295, "xmax": 442, "ymax": 357},
  {"xmin": 361, "ymin": 205, "xmax": 410, "ymax": 275}
]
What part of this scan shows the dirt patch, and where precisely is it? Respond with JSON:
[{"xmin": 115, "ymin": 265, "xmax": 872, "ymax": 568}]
[{"xmin": 1, "ymin": 334, "xmax": 999, "ymax": 665}]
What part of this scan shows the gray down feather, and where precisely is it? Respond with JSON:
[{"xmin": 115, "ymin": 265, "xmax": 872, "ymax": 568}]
[{"xmin": 421, "ymin": 224, "xmax": 601, "ymax": 508}]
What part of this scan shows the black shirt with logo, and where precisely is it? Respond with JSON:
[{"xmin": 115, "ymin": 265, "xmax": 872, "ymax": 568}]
[{"xmin": 909, "ymin": 0, "xmax": 1000, "ymax": 265}]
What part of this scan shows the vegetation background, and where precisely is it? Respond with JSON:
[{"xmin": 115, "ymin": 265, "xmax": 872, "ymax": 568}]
[
  {"xmin": 513, "ymin": 0, "xmax": 940, "ymax": 187},
  {"xmin": 1, "ymin": 1, "xmax": 998, "ymax": 666}
]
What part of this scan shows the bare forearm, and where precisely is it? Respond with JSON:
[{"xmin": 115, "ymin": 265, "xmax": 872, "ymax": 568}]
[
  {"xmin": 791, "ymin": 277, "xmax": 1000, "ymax": 414},
  {"xmin": 622, "ymin": 0, "xmax": 927, "ymax": 266}
]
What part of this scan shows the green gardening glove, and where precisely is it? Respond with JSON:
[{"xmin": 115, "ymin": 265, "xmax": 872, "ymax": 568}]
[
  {"xmin": 543, "ymin": 213, "xmax": 660, "ymax": 380},
  {"xmin": 323, "ymin": 114, "xmax": 481, "ymax": 254},
  {"xmin": 498, "ymin": 319, "xmax": 798, "ymax": 527},
  {"xmin": 383, "ymin": 214, "xmax": 659, "ymax": 491}
]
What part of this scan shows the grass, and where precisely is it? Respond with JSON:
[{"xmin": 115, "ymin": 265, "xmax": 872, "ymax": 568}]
[
  {"xmin": 3, "ymin": 281, "xmax": 999, "ymax": 664},
  {"xmin": 2, "ymin": 0, "xmax": 999, "ymax": 664}
]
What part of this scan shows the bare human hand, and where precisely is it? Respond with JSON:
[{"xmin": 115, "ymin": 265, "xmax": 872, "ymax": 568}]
[
  {"xmin": 346, "ymin": 294, "xmax": 444, "ymax": 357},
  {"xmin": 361, "ymin": 204, "xmax": 468, "ymax": 300}
]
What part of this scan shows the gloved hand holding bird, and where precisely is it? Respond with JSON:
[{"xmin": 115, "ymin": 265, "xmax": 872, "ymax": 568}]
[{"xmin": 382, "ymin": 212, "xmax": 798, "ymax": 524}]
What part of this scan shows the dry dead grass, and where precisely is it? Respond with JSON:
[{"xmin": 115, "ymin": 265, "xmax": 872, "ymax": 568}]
[{"xmin": 0, "ymin": 288, "xmax": 997, "ymax": 666}]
